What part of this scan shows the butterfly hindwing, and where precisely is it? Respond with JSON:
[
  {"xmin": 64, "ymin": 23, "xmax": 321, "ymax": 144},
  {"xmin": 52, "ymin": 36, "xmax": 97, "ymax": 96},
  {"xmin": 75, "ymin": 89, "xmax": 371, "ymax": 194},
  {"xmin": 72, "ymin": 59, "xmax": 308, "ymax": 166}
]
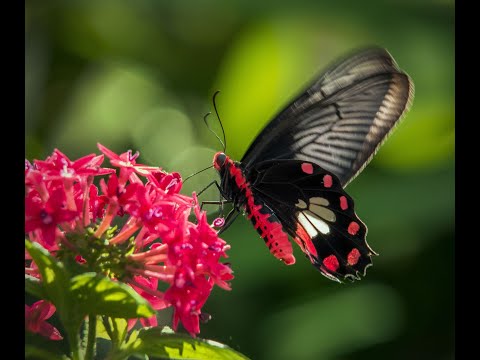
[
  {"xmin": 241, "ymin": 47, "xmax": 413, "ymax": 187},
  {"xmin": 248, "ymin": 159, "xmax": 376, "ymax": 281}
]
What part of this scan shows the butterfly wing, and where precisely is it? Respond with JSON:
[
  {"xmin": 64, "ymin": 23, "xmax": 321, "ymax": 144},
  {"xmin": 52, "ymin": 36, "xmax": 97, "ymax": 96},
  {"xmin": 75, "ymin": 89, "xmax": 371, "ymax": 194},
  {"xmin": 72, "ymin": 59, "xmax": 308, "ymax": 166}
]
[
  {"xmin": 248, "ymin": 159, "xmax": 375, "ymax": 282},
  {"xmin": 241, "ymin": 47, "xmax": 414, "ymax": 187}
]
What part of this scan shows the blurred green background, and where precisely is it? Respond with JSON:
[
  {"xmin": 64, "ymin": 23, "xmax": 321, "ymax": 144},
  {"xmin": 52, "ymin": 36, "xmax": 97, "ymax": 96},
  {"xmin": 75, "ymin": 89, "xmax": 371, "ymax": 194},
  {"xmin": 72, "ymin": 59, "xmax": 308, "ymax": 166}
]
[{"xmin": 25, "ymin": 0, "xmax": 454, "ymax": 359}]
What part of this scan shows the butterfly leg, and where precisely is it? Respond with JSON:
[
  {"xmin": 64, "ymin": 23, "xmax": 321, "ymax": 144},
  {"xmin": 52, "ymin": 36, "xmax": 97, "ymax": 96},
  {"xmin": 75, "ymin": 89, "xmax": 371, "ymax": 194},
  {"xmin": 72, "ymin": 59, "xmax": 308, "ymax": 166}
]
[
  {"xmin": 199, "ymin": 199, "xmax": 238, "ymax": 233},
  {"xmin": 200, "ymin": 199, "xmax": 232, "ymax": 213},
  {"xmin": 197, "ymin": 180, "xmax": 223, "ymax": 197},
  {"xmin": 198, "ymin": 179, "xmax": 232, "ymax": 216},
  {"xmin": 217, "ymin": 208, "xmax": 241, "ymax": 235},
  {"xmin": 197, "ymin": 179, "xmax": 239, "ymax": 231}
]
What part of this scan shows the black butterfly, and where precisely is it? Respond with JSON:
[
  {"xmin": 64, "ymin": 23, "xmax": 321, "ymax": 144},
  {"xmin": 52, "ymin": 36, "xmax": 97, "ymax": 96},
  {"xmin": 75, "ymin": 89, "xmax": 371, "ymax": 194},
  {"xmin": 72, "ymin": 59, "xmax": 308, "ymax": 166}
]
[{"xmin": 209, "ymin": 47, "xmax": 414, "ymax": 282}]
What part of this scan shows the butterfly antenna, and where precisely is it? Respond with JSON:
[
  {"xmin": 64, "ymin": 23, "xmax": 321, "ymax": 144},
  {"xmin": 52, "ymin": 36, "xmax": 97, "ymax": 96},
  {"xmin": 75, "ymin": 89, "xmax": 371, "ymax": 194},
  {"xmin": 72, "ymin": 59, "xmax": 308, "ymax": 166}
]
[
  {"xmin": 203, "ymin": 112, "xmax": 225, "ymax": 150},
  {"xmin": 183, "ymin": 164, "xmax": 214, "ymax": 184},
  {"xmin": 212, "ymin": 90, "xmax": 227, "ymax": 152},
  {"xmin": 184, "ymin": 91, "xmax": 226, "ymax": 184}
]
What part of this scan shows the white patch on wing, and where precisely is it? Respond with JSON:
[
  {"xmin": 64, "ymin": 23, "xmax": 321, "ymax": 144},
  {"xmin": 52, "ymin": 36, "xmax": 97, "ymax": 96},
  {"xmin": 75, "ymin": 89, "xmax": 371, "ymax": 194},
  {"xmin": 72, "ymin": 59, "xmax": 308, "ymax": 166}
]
[
  {"xmin": 310, "ymin": 204, "xmax": 336, "ymax": 222},
  {"xmin": 297, "ymin": 212, "xmax": 330, "ymax": 236},
  {"xmin": 295, "ymin": 199, "xmax": 307, "ymax": 209},
  {"xmin": 310, "ymin": 197, "xmax": 329, "ymax": 206}
]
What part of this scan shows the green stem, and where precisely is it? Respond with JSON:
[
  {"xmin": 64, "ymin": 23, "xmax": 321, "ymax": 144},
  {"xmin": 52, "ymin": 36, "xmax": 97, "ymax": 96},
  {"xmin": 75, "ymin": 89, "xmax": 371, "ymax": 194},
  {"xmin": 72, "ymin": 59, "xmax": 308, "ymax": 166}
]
[
  {"xmin": 85, "ymin": 314, "xmax": 97, "ymax": 360},
  {"xmin": 67, "ymin": 329, "xmax": 81, "ymax": 360},
  {"xmin": 111, "ymin": 318, "xmax": 120, "ymax": 349},
  {"xmin": 102, "ymin": 316, "xmax": 115, "ymax": 345}
]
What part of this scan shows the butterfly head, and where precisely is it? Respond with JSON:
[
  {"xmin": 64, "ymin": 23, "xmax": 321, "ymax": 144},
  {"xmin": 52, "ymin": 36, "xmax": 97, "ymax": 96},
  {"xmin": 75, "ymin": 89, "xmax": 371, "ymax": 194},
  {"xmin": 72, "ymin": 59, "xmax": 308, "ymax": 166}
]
[{"xmin": 213, "ymin": 152, "xmax": 228, "ymax": 171}]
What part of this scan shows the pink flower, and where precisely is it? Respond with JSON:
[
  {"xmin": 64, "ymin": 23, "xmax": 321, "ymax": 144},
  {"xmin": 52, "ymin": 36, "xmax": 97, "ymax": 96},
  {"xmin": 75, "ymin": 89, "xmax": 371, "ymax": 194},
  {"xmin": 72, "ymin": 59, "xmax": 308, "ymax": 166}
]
[
  {"xmin": 25, "ymin": 187, "xmax": 78, "ymax": 248},
  {"xmin": 124, "ymin": 190, "xmax": 233, "ymax": 336},
  {"xmin": 34, "ymin": 149, "xmax": 112, "ymax": 181},
  {"xmin": 127, "ymin": 275, "xmax": 169, "ymax": 330},
  {"xmin": 126, "ymin": 193, "xmax": 233, "ymax": 336},
  {"xmin": 126, "ymin": 184, "xmax": 184, "ymax": 236},
  {"xmin": 25, "ymin": 144, "xmax": 234, "ymax": 337},
  {"xmin": 147, "ymin": 171, "xmax": 183, "ymax": 194},
  {"xmin": 87, "ymin": 184, "xmax": 107, "ymax": 223},
  {"xmin": 25, "ymin": 300, "xmax": 63, "ymax": 340},
  {"xmin": 166, "ymin": 274, "xmax": 212, "ymax": 336},
  {"xmin": 93, "ymin": 174, "xmax": 140, "ymax": 238},
  {"xmin": 98, "ymin": 143, "xmax": 159, "ymax": 179},
  {"xmin": 99, "ymin": 173, "xmax": 139, "ymax": 213}
]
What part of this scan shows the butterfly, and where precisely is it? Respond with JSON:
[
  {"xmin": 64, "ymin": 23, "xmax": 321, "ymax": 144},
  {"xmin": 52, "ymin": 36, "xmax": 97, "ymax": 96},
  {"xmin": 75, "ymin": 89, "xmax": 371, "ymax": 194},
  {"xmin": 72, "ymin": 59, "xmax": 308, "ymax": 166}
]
[{"xmin": 209, "ymin": 47, "xmax": 414, "ymax": 282}]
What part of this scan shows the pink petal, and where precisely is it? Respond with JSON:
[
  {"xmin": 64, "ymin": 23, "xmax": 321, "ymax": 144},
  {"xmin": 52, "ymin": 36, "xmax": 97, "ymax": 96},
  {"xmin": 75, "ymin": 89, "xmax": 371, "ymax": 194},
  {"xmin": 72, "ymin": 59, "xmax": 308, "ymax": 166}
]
[
  {"xmin": 38, "ymin": 322, "xmax": 63, "ymax": 340},
  {"xmin": 97, "ymin": 143, "xmax": 119, "ymax": 160},
  {"xmin": 71, "ymin": 153, "xmax": 98, "ymax": 169}
]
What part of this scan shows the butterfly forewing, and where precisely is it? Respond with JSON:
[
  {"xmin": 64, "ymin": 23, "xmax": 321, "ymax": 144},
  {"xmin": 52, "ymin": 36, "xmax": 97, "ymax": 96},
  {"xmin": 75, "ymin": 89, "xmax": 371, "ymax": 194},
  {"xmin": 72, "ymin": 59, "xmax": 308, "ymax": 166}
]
[
  {"xmin": 248, "ymin": 159, "xmax": 375, "ymax": 281},
  {"xmin": 241, "ymin": 47, "xmax": 414, "ymax": 187}
]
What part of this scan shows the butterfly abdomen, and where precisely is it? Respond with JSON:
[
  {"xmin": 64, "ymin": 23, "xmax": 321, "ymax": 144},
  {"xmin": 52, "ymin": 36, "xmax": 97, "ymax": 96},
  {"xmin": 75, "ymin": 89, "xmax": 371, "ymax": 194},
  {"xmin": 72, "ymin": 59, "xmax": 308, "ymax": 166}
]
[
  {"xmin": 215, "ymin": 153, "xmax": 295, "ymax": 265},
  {"xmin": 244, "ymin": 194, "xmax": 295, "ymax": 265}
]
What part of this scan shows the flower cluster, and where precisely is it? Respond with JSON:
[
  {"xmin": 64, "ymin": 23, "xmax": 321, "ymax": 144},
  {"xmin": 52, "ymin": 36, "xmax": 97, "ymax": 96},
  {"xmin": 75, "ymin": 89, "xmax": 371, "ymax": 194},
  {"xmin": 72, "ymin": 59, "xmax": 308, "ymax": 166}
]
[{"xmin": 25, "ymin": 144, "xmax": 233, "ymax": 337}]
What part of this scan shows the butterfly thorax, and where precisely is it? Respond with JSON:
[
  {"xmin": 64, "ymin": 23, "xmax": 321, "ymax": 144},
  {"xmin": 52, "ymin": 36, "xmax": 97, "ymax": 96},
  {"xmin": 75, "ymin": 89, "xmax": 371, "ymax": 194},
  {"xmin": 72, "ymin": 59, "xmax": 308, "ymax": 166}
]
[{"xmin": 213, "ymin": 152, "xmax": 295, "ymax": 265}]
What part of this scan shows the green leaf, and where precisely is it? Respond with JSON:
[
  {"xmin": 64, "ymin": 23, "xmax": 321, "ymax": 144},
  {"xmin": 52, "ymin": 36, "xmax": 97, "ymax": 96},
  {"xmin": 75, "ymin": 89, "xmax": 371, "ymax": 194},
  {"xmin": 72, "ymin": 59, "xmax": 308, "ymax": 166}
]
[
  {"xmin": 97, "ymin": 317, "xmax": 128, "ymax": 342},
  {"xmin": 117, "ymin": 328, "xmax": 250, "ymax": 360},
  {"xmin": 25, "ymin": 240, "xmax": 86, "ymax": 357},
  {"xmin": 25, "ymin": 274, "xmax": 46, "ymax": 299},
  {"xmin": 70, "ymin": 273, "xmax": 155, "ymax": 319},
  {"xmin": 24, "ymin": 240, "xmax": 71, "ymax": 318}
]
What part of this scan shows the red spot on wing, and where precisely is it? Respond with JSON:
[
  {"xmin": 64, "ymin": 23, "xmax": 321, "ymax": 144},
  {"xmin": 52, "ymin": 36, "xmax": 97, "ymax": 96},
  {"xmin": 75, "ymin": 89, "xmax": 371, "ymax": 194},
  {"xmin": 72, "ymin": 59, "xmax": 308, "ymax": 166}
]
[
  {"xmin": 348, "ymin": 221, "xmax": 360, "ymax": 235},
  {"xmin": 301, "ymin": 163, "xmax": 314, "ymax": 174},
  {"xmin": 323, "ymin": 175, "xmax": 333, "ymax": 188},
  {"xmin": 347, "ymin": 248, "xmax": 361, "ymax": 265},
  {"xmin": 323, "ymin": 255, "xmax": 339, "ymax": 272},
  {"xmin": 340, "ymin": 196, "xmax": 348, "ymax": 210}
]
